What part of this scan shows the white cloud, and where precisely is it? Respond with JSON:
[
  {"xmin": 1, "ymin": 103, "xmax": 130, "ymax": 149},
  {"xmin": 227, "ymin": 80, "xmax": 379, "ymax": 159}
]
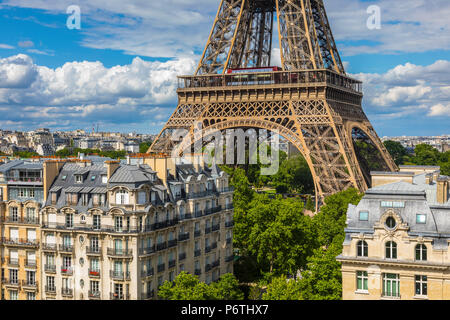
[
  {"xmin": 429, "ymin": 103, "xmax": 450, "ymax": 117},
  {"xmin": 0, "ymin": 54, "xmax": 196, "ymax": 132},
  {"xmin": 0, "ymin": 54, "xmax": 38, "ymax": 88},
  {"xmin": 0, "ymin": 44, "xmax": 15, "ymax": 49},
  {"xmin": 18, "ymin": 40, "xmax": 34, "ymax": 48},
  {"xmin": 351, "ymin": 60, "xmax": 450, "ymax": 118}
]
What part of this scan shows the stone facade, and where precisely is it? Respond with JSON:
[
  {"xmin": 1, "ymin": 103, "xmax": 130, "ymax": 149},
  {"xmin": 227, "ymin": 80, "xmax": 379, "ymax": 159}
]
[{"xmin": 338, "ymin": 167, "xmax": 450, "ymax": 300}]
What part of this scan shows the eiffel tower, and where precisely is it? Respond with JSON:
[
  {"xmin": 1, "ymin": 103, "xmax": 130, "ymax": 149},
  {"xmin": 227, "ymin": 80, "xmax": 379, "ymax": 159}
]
[{"xmin": 149, "ymin": 0, "xmax": 397, "ymax": 203}]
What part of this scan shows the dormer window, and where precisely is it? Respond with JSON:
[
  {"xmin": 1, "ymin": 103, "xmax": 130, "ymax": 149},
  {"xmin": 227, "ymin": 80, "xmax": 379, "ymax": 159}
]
[
  {"xmin": 101, "ymin": 175, "xmax": 107, "ymax": 184},
  {"xmin": 75, "ymin": 175, "xmax": 83, "ymax": 183},
  {"xmin": 91, "ymin": 175, "xmax": 96, "ymax": 181},
  {"xmin": 61, "ymin": 175, "xmax": 67, "ymax": 181},
  {"xmin": 116, "ymin": 190, "xmax": 129, "ymax": 205}
]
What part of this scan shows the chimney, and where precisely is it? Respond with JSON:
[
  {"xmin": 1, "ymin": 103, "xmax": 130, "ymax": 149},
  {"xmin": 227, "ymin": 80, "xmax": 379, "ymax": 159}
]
[
  {"xmin": 425, "ymin": 173, "xmax": 433, "ymax": 185},
  {"xmin": 437, "ymin": 177, "xmax": 448, "ymax": 205},
  {"xmin": 43, "ymin": 160, "xmax": 67, "ymax": 201},
  {"xmin": 106, "ymin": 160, "xmax": 120, "ymax": 180},
  {"xmin": 143, "ymin": 155, "xmax": 175, "ymax": 186}
]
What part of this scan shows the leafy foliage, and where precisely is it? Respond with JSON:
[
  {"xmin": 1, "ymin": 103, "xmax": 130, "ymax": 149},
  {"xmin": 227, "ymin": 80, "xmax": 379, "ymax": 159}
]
[
  {"xmin": 158, "ymin": 272, "xmax": 243, "ymax": 300},
  {"xmin": 13, "ymin": 151, "xmax": 40, "ymax": 158},
  {"xmin": 55, "ymin": 148, "xmax": 127, "ymax": 159},
  {"xmin": 384, "ymin": 140, "xmax": 408, "ymax": 165},
  {"xmin": 262, "ymin": 276, "xmax": 302, "ymax": 300}
]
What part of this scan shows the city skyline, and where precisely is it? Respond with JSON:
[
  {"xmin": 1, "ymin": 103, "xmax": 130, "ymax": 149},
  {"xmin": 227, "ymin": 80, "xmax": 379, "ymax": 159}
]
[{"xmin": 1, "ymin": 0, "xmax": 450, "ymax": 135}]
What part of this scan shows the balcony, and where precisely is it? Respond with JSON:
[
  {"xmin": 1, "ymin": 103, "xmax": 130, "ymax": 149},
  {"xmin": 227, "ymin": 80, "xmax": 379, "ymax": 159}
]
[
  {"xmin": 110, "ymin": 292, "xmax": 130, "ymax": 300},
  {"xmin": 205, "ymin": 206, "xmax": 222, "ymax": 216},
  {"xmin": 21, "ymin": 280, "xmax": 38, "ymax": 290},
  {"xmin": 143, "ymin": 290, "xmax": 155, "ymax": 300},
  {"xmin": 59, "ymin": 244, "xmax": 74, "ymax": 253},
  {"xmin": 187, "ymin": 190, "xmax": 215, "ymax": 200},
  {"xmin": 179, "ymin": 252, "xmax": 186, "ymax": 261},
  {"xmin": 88, "ymin": 269, "xmax": 101, "ymax": 278},
  {"xmin": 194, "ymin": 230, "xmax": 201, "ymax": 238},
  {"xmin": 205, "ymin": 264, "xmax": 212, "ymax": 272},
  {"xmin": 179, "ymin": 213, "xmax": 192, "ymax": 221},
  {"xmin": 139, "ymin": 245, "xmax": 156, "ymax": 256},
  {"xmin": 1, "ymin": 237, "xmax": 39, "ymax": 248},
  {"xmin": 194, "ymin": 210, "xmax": 203, "ymax": 218},
  {"xmin": 225, "ymin": 255, "xmax": 234, "ymax": 262},
  {"xmin": 86, "ymin": 246, "xmax": 102, "ymax": 255},
  {"xmin": 25, "ymin": 259, "xmax": 37, "ymax": 268},
  {"xmin": 205, "ymin": 227, "xmax": 212, "ymax": 235},
  {"xmin": 156, "ymin": 242, "xmax": 167, "ymax": 251},
  {"xmin": 45, "ymin": 285, "xmax": 56, "ymax": 294},
  {"xmin": 226, "ymin": 237, "xmax": 232, "ymax": 244},
  {"xmin": 194, "ymin": 249, "xmax": 201, "ymax": 257},
  {"xmin": 225, "ymin": 220, "xmax": 234, "ymax": 228},
  {"xmin": 178, "ymin": 232, "xmax": 190, "ymax": 242},
  {"xmin": 141, "ymin": 267, "xmax": 154, "ymax": 278},
  {"xmin": 212, "ymin": 259, "xmax": 220, "ymax": 268},
  {"xmin": 110, "ymin": 270, "xmax": 131, "ymax": 281},
  {"xmin": 7, "ymin": 258, "xmax": 19, "ymax": 267},
  {"xmin": 61, "ymin": 288, "xmax": 73, "ymax": 297},
  {"xmin": 194, "ymin": 268, "xmax": 201, "ymax": 276},
  {"xmin": 212, "ymin": 224, "xmax": 220, "ymax": 232},
  {"xmin": 107, "ymin": 248, "xmax": 133, "ymax": 258},
  {"xmin": 157, "ymin": 263, "xmax": 165, "ymax": 273},
  {"xmin": 168, "ymin": 239, "xmax": 177, "ymax": 248},
  {"xmin": 89, "ymin": 290, "xmax": 101, "ymax": 300},
  {"xmin": 61, "ymin": 267, "xmax": 74, "ymax": 275},
  {"xmin": 223, "ymin": 187, "xmax": 234, "ymax": 193},
  {"xmin": 44, "ymin": 264, "xmax": 56, "ymax": 273},
  {"xmin": 168, "ymin": 260, "xmax": 176, "ymax": 269},
  {"xmin": 42, "ymin": 243, "xmax": 57, "ymax": 252},
  {"xmin": 205, "ymin": 246, "xmax": 212, "ymax": 254},
  {"xmin": 3, "ymin": 216, "xmax": 39, "ymax": 225},
  {"xmin": 3, "ymin": 278, "xmax": 20, "ymax": 287}
]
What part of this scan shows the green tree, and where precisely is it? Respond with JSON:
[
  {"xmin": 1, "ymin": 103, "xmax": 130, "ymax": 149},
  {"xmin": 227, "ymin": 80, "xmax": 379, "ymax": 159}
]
[
  {"xmin": 271, "ymin": 154, "xmax": 314, "ymax": 194},
  {"xmin": 384, "ymin": 140, "xmax": 408, "ymax": 165},
  {"xmin": 245, "ymin": 194, "xmax": 317, "ymax": 277},
  {"xmin": 313, "ymin": 188, "xmax": 363, "ymax": 247},
  {"xmin": 305, "ymin": 196, "xmax": 315, "ymax": 212},
  {"xmin": 139, "ymin": 141, "xmax": 152, "ymax": 154},
  {"xmin": 262, "ymin": 276, "xmax": 302, "ymax": 300},
  {"xmin": 440, "ymin": 161, "xmax": 450, "ymax": 176},
  {"xmin": 412, "ymin": 144, "xmax": 440, "ymax": 165},
  {"xmin": 158, "ymin": 272, "xmax": 243, "ymax": 300},
  {"xmin": 209, "ymin": 273, "xmax": 245, "ymax": 300},
  {"xmin": 13, "ymin": 151, "xmax": 39, "ymax": 158},
  {"xmin": 298, "ymin": 235, "xmax": 344, "ymax": 300}
]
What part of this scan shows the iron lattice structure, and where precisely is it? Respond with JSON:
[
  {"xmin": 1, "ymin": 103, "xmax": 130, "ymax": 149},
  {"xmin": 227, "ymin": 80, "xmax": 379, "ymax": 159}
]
[{"xmin": 149, "ymin": 0, "xmax": 397, "ymax": 203}]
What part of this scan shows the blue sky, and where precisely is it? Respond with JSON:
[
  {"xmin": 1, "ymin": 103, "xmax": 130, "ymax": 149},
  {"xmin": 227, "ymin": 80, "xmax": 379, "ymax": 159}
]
[{"xmin": 0, "ymin": 0, "xmax": 449, "ymax": 136}]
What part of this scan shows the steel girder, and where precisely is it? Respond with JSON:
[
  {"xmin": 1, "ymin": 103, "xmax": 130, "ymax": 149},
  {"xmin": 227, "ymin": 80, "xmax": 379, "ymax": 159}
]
[{"xmin": 196, "ymin": 0, "xmax": 345, "ymax": 74}]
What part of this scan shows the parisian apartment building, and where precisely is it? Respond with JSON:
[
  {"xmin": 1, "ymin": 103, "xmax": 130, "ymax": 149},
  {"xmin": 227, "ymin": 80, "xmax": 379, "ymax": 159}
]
[
  {"xmin": 338, "ymin": 165, "xmax": 450, "ymax": 300},
  {"xmin": 0, "ymin": 154, "xmax": 234, "ymax": 300}
]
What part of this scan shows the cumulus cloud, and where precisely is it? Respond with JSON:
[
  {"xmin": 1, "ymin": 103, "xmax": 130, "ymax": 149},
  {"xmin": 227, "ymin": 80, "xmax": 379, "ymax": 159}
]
[
  {"xmin": 429, "ymin": 103, "xmax": 450, "ymax": 117},
  {"xmin": 351, "ymin": 60, "xmax": 450, "ymax": 119},
  {"xmin": 0, "ymin": 54, "xmax": 196, "ymax": 132}
]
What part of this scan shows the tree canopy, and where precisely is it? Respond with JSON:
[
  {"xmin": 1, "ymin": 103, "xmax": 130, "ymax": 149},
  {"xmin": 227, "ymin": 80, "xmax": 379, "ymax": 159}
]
[{"xmin": 158, "ymin": 272, "xmax": 244, "ymax": 300}]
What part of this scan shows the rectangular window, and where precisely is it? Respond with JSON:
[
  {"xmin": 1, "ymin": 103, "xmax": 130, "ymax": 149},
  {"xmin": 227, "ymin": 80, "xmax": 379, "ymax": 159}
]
[
  {"xmin": 416, "ymin": 214, "xmax": 427, "ymax": 224},
  {"xmin": 93, "ymin": 215, "xmax": 101, "ymax": 230},
  {"xmin": 359, "ymin": 211, "xmax": 369, "ymax": 221},
  {"xmin": 46, "ymin": 276, "xmax": 55, "ymax": 290},
  {"xmin": 9, "ymin": 207, "xmax": 18, "ymax": 221},
  {"xmin": 393, "ymin": 201, "xmax": 405, "ymax": 208},
  {"xmin": 383, "ymin": 273, "xmax": 400, "ymax": 298},
  {"xmin": 115, "ymin": 216, "xmax": 123, "ymax": 232},
  {"xmin": 27, "ymin": 292, "xmax": 36, "ymax": 300},
  {"xmin": 415, "ymin": 275, "xmax": 427, "ymax": 296},
  {"xmin": 9, "ymin": 290, "xmax": 18, "ymax": 300},
  {"xmin": 381, "ymin": 201, "xmax": 393, "ymax": 208}
]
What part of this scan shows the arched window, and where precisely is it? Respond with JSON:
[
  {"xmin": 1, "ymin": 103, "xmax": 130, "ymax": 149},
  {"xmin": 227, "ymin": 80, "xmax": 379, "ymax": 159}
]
[
  {"xmin": 385, "ymin": 241, "xmax": 397, "ymax": 259},
  {"xmin": 415, "ymin": 244, "xmax": 427, "ymax": 261},
  {"xmin": 357, "ymin": 240, "xmax": 368, "ymax": 257}
]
